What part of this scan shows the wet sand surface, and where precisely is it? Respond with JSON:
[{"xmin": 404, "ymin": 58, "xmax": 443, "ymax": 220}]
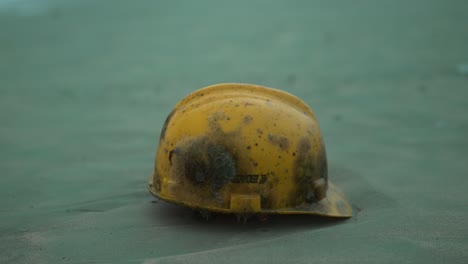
[{"xmin": 1, "ymin": 0, "xmax": 467, "ymax": 263}]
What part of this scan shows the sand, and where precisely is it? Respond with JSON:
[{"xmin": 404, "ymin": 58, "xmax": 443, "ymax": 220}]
[{"xmin": 1, "ymin": 0, "xmax": 467, "ymax": 263}]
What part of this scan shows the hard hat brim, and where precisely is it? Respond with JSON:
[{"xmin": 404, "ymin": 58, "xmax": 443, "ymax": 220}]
[{"xmin": 148, "ymin": 173, "xmax": 352, "ymax": 218}]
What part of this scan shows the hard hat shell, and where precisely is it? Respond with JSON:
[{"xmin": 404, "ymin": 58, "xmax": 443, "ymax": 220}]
[{"xmin": 148, "ymin": 83, "xmax": 352, "ymax": 218}]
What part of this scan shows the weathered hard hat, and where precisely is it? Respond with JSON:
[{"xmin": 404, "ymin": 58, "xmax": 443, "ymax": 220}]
[{"xmin": 148, "ymin": 83, "xmax": 352, "ymax": 218}]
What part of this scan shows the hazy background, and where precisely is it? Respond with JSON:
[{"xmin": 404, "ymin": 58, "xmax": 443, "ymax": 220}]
[{"xmin": 1, "ymin": 0, "xmax": 467, "ymax": 263}]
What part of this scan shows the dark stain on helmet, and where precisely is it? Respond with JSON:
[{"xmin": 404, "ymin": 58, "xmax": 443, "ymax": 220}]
[
  {"xmin": 152, "ymin": 171, "xmax": 162, "ymax": 192},
  {"xmin": 243, "ymin": 115, "xmax": 253, "ymax": 124},
  {"xmin": 248, "ymin": 157, "xmax": 257, "ymax": 167},
  {"xmin": 159, "ymin": 108, "xmax": 176, "ymax": 142},
  {"xmin": 260, "ymin": 194, "xmax": 272, "ymax": 210},
  {"xmin": 260, "ymin": 180, "xmax": 276, "ymax": 209},
  {"xmin": 208, "ymin": 112, "xmax": 230, "ymax": 134},
  {"xmin": 210, "ymin": 111, "xmax": 229, "ymax": 122},
  {"xmin": 268, "ymin": 133, "xmax": 290, "ymax": 151},
  {"xmin": 291, "ymin": 137, "xmax": 328, "ymax": 206},
  {"xmin": 168, "ymin": 149, "xmax": 174, "ymax": 165},
  {"xmin": 176, "ymin": 137, "xmax": 237, "ymax": 192},
  {"xmin": 317, "ymin": 140, "xmax": 328, "ymax": 183}
]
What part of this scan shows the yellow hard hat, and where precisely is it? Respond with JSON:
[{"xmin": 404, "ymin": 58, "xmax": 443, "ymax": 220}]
[{"xmin": 148, "ymin": 83, "xmax": 352, "ymax": 218}]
